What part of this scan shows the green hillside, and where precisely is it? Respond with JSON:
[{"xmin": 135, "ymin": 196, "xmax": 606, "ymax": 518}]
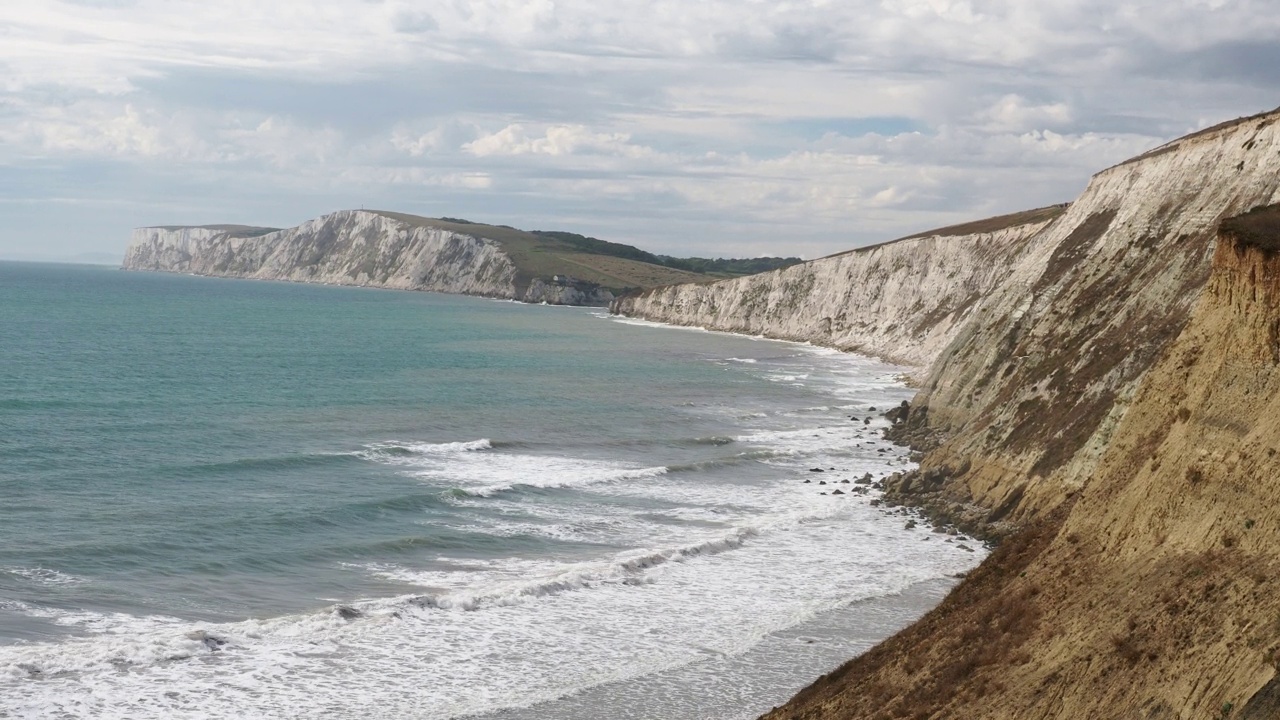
[{"xmin": 371, "ymin": 211, "xmax": 800, "ymax": 293}]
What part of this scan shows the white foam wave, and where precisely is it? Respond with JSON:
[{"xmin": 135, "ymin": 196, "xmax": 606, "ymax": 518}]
[
  {"xmin": 353, "ymin": 439, "xmax": 494, "ymax": 467},
  {"xmin": 765, "ymin": 373, "xmax": 809, "ymax": 382},
  {"xmin": 461, "ymin": 464, "xmax": 670, "ymax": 497},
  {"xmin": 4, "ymin": 567, "xmax": 88, "ymax": 586},
  {"xmin": 394, "ymin": 528, "xmax": 757, "ymax": 611},
  {"xmin": 606, "ymin": 316, "xmax": 712, "ymax": 333},
  {"xmin": 0, "ymin": 504, "xmax": 981, "ymax": 720},
  {"xmin": 355, "ymin": 437, "xmax": 671, "ymax": 498},
  {"xmin": 0, "ymin": 313, "xmax": 962, "ymax": 719}
]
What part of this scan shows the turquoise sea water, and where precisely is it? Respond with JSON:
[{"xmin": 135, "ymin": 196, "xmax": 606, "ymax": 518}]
[{"xmin": 0, "ymin": 263, "xmax": 981, "ymax": 719}]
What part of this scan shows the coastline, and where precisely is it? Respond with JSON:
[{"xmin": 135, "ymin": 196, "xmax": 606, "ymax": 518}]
[
  {"xmin": 0, "ymin": 269, "xmax": 981, "ymax": 719},
  {"xmin": 472, "ymin": 578, "xmax": 958, "ymax": 720}
]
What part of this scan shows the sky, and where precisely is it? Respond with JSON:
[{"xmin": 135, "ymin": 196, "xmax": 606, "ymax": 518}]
[{"xmin": 2, "ymin": 1, "xmax": 1279, "ymax": 262}]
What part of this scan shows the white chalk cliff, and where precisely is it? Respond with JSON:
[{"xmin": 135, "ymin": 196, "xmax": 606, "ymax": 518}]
[
  {"xmin": 123, "ymin": 210, "xmax": 614, "ymax": 305},
  {"xmin": 615, "ymin": 108, "xmax": 1280, "ymax": 527},
  {"xmin": 610, "ymin": 210, "xmax": 1061, "ymax": 371}
]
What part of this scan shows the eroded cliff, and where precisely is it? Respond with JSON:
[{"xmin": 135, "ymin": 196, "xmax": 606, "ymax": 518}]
[
  {"xmin": 610, "ymin": 207, "xmax": 1063, "ymax": 370},
  {"xmin": 904, "ymin": 108, "xmax": 1280, "ymax": 528},
  {"xmin": 762, "ymin": 205, "xmax": 1280, "ymax": 720},
  {"xmin": 603, "ymin": 107, "xmax": 1280, "ymax": 718},
  {"xmin": 616, "ymin": 108, "xmax": 1280, "ymax": 530}
]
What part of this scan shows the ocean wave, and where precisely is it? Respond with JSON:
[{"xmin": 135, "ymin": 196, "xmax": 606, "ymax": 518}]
[
  {"xmin": 665, "ymin": 449, "xmax": 797, "ymax": 474},
  {"xmin": 0, "ymin": 527, "xmax": 762, "ymax": 682},
  {"xmin": 405, "ymin": 527, "xmax": 758, "ymax": 611},
  {"xmin": 783, "ymin": 405, "xmax": 832, "ymax": 415},
  {"xmin": 688, "ymin": 436, "xmax": 736, "ymax": 446},
  {"xmin": 605, "ymin": 316, "xmax": 711, "ymax": 333},
  {"xmin": 765, "ymin": 373, "xmax": 810, "ymax": 383},
  {"xmin": 3, "ymin": 567, "xmax": 87, "ymax": 587},
  {"xmin": 458, "ymin": 465, "xmax": 670, "ymax": 498},
  {"xmin": 355, "ymin": 438, "xmax": 494, "ymax": 463}
]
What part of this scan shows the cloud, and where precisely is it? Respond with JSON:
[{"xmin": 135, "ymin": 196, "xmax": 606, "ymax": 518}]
[
  {"xmin": 0, "ymin": 0, "xmax": 1277, "ymax": 260},
  {"xmin": 463, "ymin": 124, "xmax": 653, "ymax": 158},
  {"xmin": 978, "ymin": 95, "xmax": 1073, "ymax": 133}
]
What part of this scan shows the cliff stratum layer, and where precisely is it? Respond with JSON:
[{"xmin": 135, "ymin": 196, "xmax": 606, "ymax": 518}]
[
  {"xmin": 123, "ymin": 210, "xmax": 711, "ymax": 305},
  {"xmin": 612, "ymin": 108, "xmax": 1280, "ymax": 718},
  {"xmin": 611, "ymin": 206, "xmax": 1063, "ymax": 369},
  {"xmin": 765, "ymin": 203, "xmax": 1280, "ymax": 720}
]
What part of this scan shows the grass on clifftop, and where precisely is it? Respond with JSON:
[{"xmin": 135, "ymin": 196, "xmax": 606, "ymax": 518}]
[
  {"xmin": 1221, "ymin": 203, "xmax": 1280, "ymax": 252},
  {"xmin": 822, "ymin": 204, "xmax": 1069, "ymax": 260},
  {"xmin": 149, "ymin": 224, "xmax": 280, "ymax": 238},
  {"xmin": 895, "ymin": 205, "xmax": 1069, "ymax": 242},
  {"xmin": 370, "ymin": 211, "xmax": 791, "ymax": 292}
]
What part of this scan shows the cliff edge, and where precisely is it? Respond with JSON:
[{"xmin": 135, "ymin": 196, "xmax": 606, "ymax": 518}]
[
  {"xmin": 610, "ymin": 206, "xmax": 1063, "ymax": 371},
  {"xmin": 123, "ymin": 210, "xmax": 712, "ymax": 306},
  {"xmin": 897, "ymin": 109, "xmax": 1280, "ymax": 533},
  {"xmin": 605, "ymin": 107, "xmax": 1280, "ymax": 718},
  {"xmin": 762, "ymin": 205, "xmax": 1280, "ymax": 719}
]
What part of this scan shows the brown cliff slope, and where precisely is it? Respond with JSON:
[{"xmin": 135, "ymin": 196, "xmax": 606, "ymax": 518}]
[
  {"xmin": 763, "ymin": 207, "xmax": 1280, "ymax": 719},
  {"xmin": 904, "ymin": 108, "xmax": 1280, "ymax": 528}
]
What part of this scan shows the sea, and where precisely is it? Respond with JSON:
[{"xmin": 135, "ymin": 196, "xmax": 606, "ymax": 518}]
[{"xmin": 0, "ymin": 262, "xmax": 983, "ymax": 719}]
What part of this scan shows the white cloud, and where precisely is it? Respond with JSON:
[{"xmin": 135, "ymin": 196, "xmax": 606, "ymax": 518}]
[
  {"xmin": 463, "ymin": 124, "xmax": 653, "ymax": 158},
  {"xmin": 0, "ymin": 98, "xmax": 343, "ymax": 169},
  {"xmin": 390, "ymin": 126, "xmax": 447, "ymax": 157},
  {"xmin": 979, "ymin": 95, "xmax": 1073, "ymax": 133},
  {"xmin": 2, "ymin": 0, "xmax": 1279, "ymax": 258}
]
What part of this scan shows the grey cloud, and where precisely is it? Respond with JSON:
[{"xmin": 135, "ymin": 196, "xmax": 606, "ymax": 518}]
[
  {"xmin": 1135, "ymin": 40, "xmax": 1280, "ymax": 89},
  {"xmin": 715, "ymin": 24, "xmax": 846, "ymax": 63},
  {"xmin": 56, "ymin": 0, "xmax": 138, "ymax": 7},
  {"xmin": 392, "ymin": 10, "xmax": 438, "ymax": 34},
  {"xmin": 130, "ymin": 63, "xmax": 674, "ymax": 135},
  {"xmin": 5, "ymin": 0, "xmax": 1280, "ymax": 261}
]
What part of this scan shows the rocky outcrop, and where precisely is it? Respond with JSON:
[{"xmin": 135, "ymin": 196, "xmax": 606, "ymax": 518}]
[
  {"xmin": 523, "ymin": 276, "xmax": 615, "ymax": 305},
  {"xmin": 611, "ymin": 208, "xmax": 1061, "ymax": 371},
  {"xmin": 124, "ymin": 210, "xmax": 598, "ymax": 304}
]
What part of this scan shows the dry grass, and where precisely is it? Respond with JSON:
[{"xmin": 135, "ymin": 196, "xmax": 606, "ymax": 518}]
[
  {"xmin": 896, "ymin": 205, "xmax": 1069, "ymax": 242},
  {"xmin": 1221, "ymin": 204, "xmax": 1280, "ymax": 252},
  {"xmin": 824, "ymin": 205, "xmax": 1068, "ymax": 261}
]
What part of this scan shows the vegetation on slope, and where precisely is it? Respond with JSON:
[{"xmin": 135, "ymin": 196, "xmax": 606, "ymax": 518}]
[
  {"xmin": 529, "ymin": 230, "xmax": 802, "ymax": 276},
  {"xmin": 1221, "ymin": 203, "xmax": 1280, "ymax": 252},
  {"xmin": 371, "ymin": 211, "xmax": 712, "ymax": 293},
  {"xmin": 894, "ymin": 204, "xmax": 1069, "ymax": 243},
  {"xmin": 151, "ymin": 224, "xmax": 280, "ymax": 238},
  {"xmin": 376, "ymin": 212, "xmax": 800, "ymax": 289}
]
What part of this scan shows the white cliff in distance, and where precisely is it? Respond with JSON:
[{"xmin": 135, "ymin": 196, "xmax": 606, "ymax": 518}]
[
  {"xmin": 122, "ymin": 210, "xmax": 616, "ymax": 305},
  {"xmin": 610, "ymin": 209, "xmax": 1063, "ymax": 371}
]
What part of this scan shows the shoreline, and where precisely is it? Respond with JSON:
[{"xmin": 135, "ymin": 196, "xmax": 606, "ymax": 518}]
[{"xmin": 472, "ymin": 577, "xmax": 959, "ymax": 720}]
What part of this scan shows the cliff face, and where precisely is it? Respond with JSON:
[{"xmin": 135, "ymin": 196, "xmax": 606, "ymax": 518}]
[
  {"xmin": 615, "ymin": 110, "xmax": 1280, "ymax": 526},
  {"xmin": 603, "ymin": 108, "xmax": 1280, "ymax": 718},
  {"xmin": 611, "ymin": 208, "xmax": 1061, "ymax": 370},
  {"xmin": 763, "ymin": 208, "xmax": 1280, "ymax": 720},
  {"xmin": 909, "ymin": 110, "xmax": 1280, "ymax": 524},
  {"xmin": 123, "ymin": 210, "xmax": 613, "ymax": 304}
]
